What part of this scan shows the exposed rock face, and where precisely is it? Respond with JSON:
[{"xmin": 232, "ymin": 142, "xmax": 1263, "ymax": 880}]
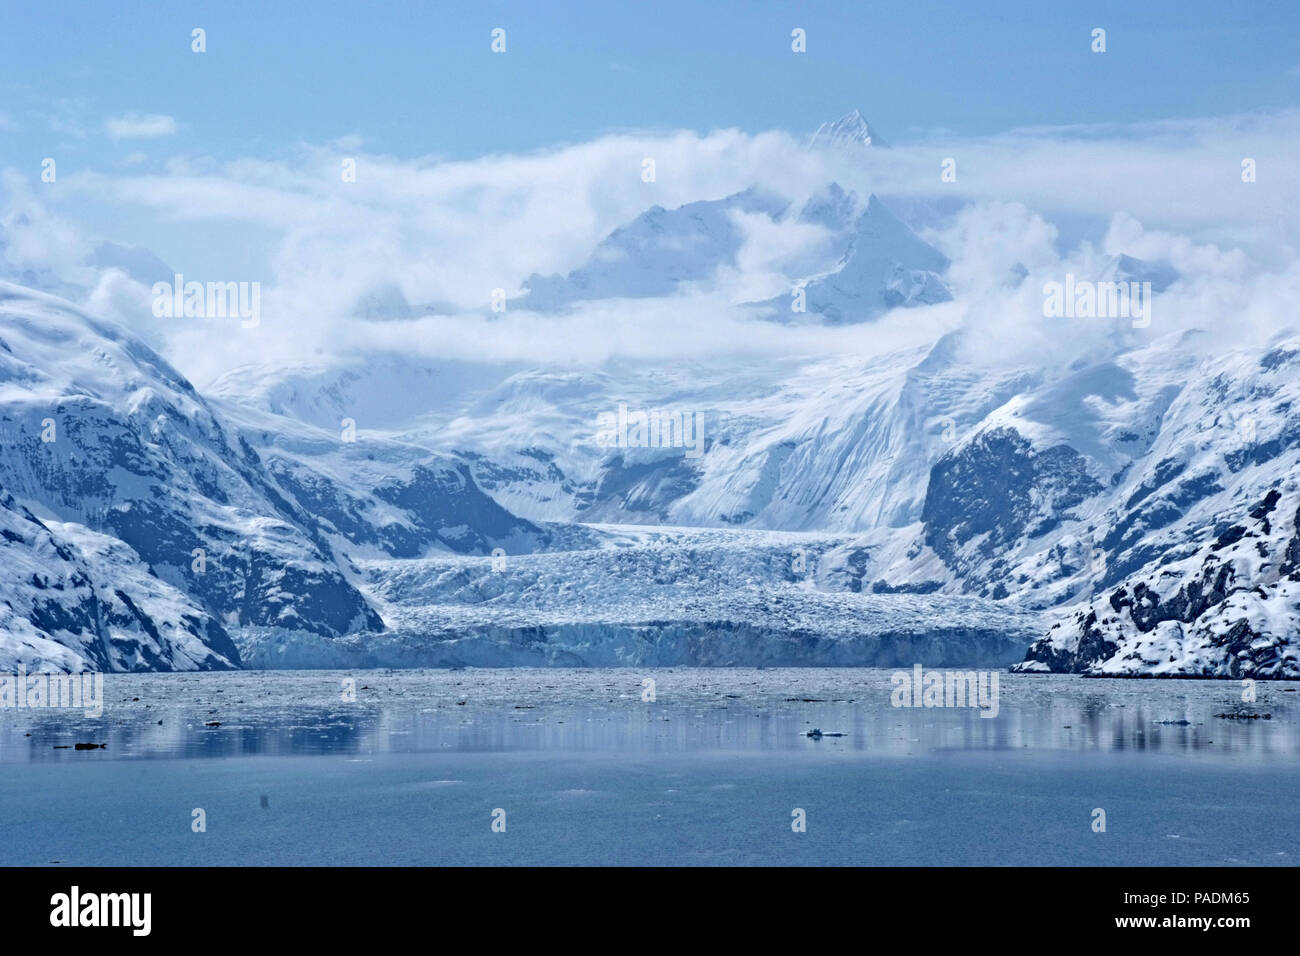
[
  {"xmin": 922, "ymin": 427, "xmax": 1103, "ymax": 579},
  {"xmin": 1017, "ymin": 487, "xmax": 1300, "ymax": 677},
  {"xmin": 0, "ymin": 489, "xmax": 240, "ymax": 671}
]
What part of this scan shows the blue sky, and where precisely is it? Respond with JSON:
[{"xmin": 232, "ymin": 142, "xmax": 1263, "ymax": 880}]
[{"xmin": 2, "ymin": 0, "xmax": 1298, "ymax": 165}]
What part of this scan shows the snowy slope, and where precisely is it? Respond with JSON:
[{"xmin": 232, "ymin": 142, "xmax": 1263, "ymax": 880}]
[
  {"xmin": 775, "ymin": 192, "xmax": 952, "ymax": 323},
  {"xmin": 1006, "ymin": 340, "xmax": 1300, "ymax": 676},
  {"xmin": 0, "ymin": 489, "xmax": 238, "ymax": 671},
  {"xmin": 0, "ymin": 282, "xmax": 386, "ymax": 669},
  {"xmin": 206, "ymin": 388, "xmax": 549, "ymax": 561}
]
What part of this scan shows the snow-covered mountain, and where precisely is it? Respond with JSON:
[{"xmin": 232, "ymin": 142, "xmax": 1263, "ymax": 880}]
[
  {"xmin": 0, "ymin": 283, "xmax": 392, "ymax": 669},
  {"xmin": 0, "ymin": 280, "xmax": 1044, "ymax": 670},
  {"xmin": 521, "ymin": 187, "xmax": 790, "ymax": 311},
  {"xmin": 1008, "ymin": 340, "xmax": 1300, "ymax": 676},
  {"xmin": 207, "ymin": 388, "xmax": 548, "ymax": 561},
  {"xmin": 191, "ymin": 211, "xmax": 1298, "ymax": 679},
  {"xmin": 809, "ymin": 109, "xmax": 889, "ymax": 150},
  {"xmin": 205, "ymin": 319, "xmax": 1299, "ymax": 677},
  {"xmin": 0, "ymin": 283, "xmax": 545, "ymax": 670},
  {"xmin": 520, "ymin": 181, "xmax": 949, "ymax": 323},
  {"xmin": 780, "ymin": 190, "xmax": 952, "ymax": 322},
  {"xmin": 1, "ymin": 109, "xmax": 1295, "ymax": 676}
]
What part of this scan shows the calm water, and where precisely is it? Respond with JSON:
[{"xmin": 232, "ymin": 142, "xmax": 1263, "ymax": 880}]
[{"xmin": 1, "ymin": 669, "xmax": 1296, "ymax": 865}]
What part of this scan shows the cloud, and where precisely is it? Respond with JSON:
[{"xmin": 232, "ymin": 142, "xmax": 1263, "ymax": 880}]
[
  {"xmin": 104, "ymin": 112, "xmax": 177, "ymax": 140},
  {"xmin": 0, "ymin": 171, "xmax": 95, "ymax": 282},
  {"xmin": 158, "ymin": 290, "xmax": 963, "ymax": 389},
  {"xmin": 66, "ymin": 128, "xmax": 828, "ymax": 305},
  {"xmin": 926, "ymin": 201, "xmax": 1060, "ymax": 295},
  {"xmin": 2, "ymin": 109, "xmax": 1298, "ymax": 388}
]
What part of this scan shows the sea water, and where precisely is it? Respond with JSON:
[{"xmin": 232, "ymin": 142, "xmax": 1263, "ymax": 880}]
[{"xmin": 0, "ymin": 669, "xmax": 1295, "ymax": 866}]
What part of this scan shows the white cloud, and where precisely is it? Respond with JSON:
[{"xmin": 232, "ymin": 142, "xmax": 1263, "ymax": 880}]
[
  {"xmin": 0, "ymin": 171, "xmax": 95, "ymax": 280},
  {"xmin": 2, "ymin": 109, "xmax": 1298, "ymax": 387},
  {"xmin": 104, "ymin": 112, "xmax": 177, "ymax": 140},
  {"xmin": 926, "ymin": 201, "xmax": 1060, "ymax": 295},
  {"xmin": 329, "ymin": 133, "xmax": 365, "ymax": 151}
]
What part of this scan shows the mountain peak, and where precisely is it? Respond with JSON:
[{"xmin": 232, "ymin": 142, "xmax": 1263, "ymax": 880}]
[{"xmin": 809, "ymin": 110, "xmax": 889, "ymax": 150}]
